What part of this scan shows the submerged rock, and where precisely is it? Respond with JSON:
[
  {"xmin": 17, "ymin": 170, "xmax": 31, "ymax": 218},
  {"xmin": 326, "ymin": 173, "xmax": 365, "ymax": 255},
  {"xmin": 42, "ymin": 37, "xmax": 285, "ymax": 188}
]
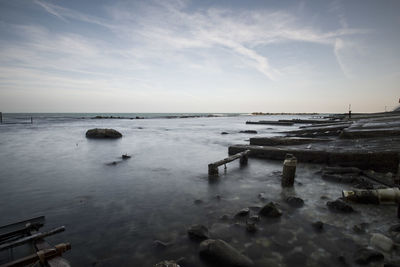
[
  {"xmin": 199, "ymin": 239, "xmax": 254, "ymax": 267},
  {"xmin": 187, "ymin": 224, "xmax": 209, "ymax": 241},
  {"xmin": 221, "ymin": 132, "xmax": 229, "ymax": 135},
  {"xmin": 353, "ymin": 247, "xmax": 384, "ymax": 264},
  {"xmin": 326, "ymin": 199, "xmax": 354, "ymax": 213},
  {"xmin": 85, "ymin": 128, "xmax": 122, "ymax": 139},
  {"xmin": 285, "ymin": 196, "xmax": 304, "ymax": 208},
  {"xmin": 259, "ymin": 202, "xmax": 282, "ymax": 218},
  {"xmin": 312, "ymin": 221, "xmax": 324, "ymax": 232},
  {"xmin": 235, "ymin": 208, "xmax": 250, "ymax": 217}
]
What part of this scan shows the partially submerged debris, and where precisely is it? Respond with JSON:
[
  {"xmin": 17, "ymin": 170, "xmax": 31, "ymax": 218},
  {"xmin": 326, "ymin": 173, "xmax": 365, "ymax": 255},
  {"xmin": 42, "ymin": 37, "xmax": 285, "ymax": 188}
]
[{"xmin": 342, "ymin": 188, "xmax": 400, "ymax": 205}]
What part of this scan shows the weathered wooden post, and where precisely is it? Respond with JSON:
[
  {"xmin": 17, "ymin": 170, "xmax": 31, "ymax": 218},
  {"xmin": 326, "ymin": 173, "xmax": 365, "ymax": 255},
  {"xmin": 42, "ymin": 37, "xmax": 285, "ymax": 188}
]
[
  {"xmin": 240, "ymin": 152, "xmax": 249, "ymax": 165},
  {"xmin": 208, "ymin": 163, "xmax": 219, "ymax": 176},
  {"xmin": 281, "ymin": 153, "xmax": 297, "ymax": 187}
]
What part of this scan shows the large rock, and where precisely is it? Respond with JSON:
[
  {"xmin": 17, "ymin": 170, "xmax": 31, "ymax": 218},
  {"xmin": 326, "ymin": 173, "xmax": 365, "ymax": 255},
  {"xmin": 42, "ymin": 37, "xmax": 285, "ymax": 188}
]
[
  {"xmin": 353, "ymin": 247, "xmax": 384, "ymax": 264},
  {"xmin": 85, "ymin": 128, "xmax": 122, "ymax": 139},
  {"xmin": 199, "ymin": 239, "xmax": 254, "ymax": 267},
  {"xmin": 187, "ymin": 224, "xmax": 209, "ymax": 241},
  {"xmin": 259, "ymin": 202, "xmax": 282, "ymax": 218}
]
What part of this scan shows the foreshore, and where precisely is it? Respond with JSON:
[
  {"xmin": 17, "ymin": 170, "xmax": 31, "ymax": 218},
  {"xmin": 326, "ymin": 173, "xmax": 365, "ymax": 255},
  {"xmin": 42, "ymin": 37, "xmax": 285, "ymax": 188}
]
[{"xmin": 154, "ymin": 110, "xmax": 400, "ymax": 267}]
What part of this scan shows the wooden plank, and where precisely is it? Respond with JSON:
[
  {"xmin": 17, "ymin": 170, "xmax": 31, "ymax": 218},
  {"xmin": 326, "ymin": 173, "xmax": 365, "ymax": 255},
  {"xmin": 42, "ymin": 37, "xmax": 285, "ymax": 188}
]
[
  {"xmin": 0, "ymin": 227, "xmax": 65, "ymax": 251},
  {"xmin": 0, "ymin": 243, "xmax": 71, "ymax": 267},
  {"xmin": 0, "ymin": 217, "xmax": 45, "ymax": 235},
  {"xmin": 0, "ymin": 223, "xmax": 44, "ymax": 244}
]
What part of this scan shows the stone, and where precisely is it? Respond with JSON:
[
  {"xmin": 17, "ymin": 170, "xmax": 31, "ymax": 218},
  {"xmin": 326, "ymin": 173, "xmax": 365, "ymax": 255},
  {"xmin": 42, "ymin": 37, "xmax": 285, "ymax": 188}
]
[
  {"xmin": 153, "ymin": 240, "xmax": 169, "ymax": 249},
  {"xmin": 259, "ymin": 202, "xmax": 282, "ymax": 218},
  {"xmin": 312, "ymin": 221, "xmax": 324, "ymax": 232},
  {"xmin": 221, "ymin": 132, "xmax": 229, "ymax": 135},
  {"xmin": 121, "ymin": 154, "xmax": 131, "ymax": 159},
  {"xmin": 199, "ymin": 239, "xmax": 254, "ymax": 267},
  {"xmin": 154, "ymin": 260, "xmax": 180, "ymax": 267},
  {"xmin": 353, "ymin": 223, "xmax": 368, "ymax": 234},
  {"xmin": 85, "ymin": 128, "xmax": 122, "ymax": 139},
  {"xmin": 246, "ymin": 223, "xmax": 257, "ymax": 233},
  {"xmin": 354, "ymin": 247, "xmax": 384, "ymax": 264},
  {"xmin": 220, "ymin": 214, "xmax": 230, "ymax": 221},
  {"xmin": 370, "ymin": 233, "xmax": 394, "ymax": 252},
  {"xmin": 286, "ymin": 196, "xmax": 304, "ymax": 208},
  {"xmin": 194, "ymin": 199, "xmax": 203, "ymax": 205},
  {"xmin": 326, "ymin": 199, "xmax": 354, "ymax": 213},
  {"xmin": 187, "ymin": 224, "xmax": 209, "ymax": 241},
  {"xmin": 235, "ymin": 208, "xmax": 250, "ymax": 217},
  {"xmin": 248, "ymin": 215, "xmax": 260, "ymax": 223}
]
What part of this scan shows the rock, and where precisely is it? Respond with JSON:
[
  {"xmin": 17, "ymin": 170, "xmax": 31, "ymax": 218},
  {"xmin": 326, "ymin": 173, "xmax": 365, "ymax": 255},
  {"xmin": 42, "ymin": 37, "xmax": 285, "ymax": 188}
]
[
  {"xmin": 259, "ymin": 202, "xmax": 282, "ymax": 218},
  {"xmin": 194, "ymin": 199, "xmax": 203, "ymax": 205},
  {"xmin": 246, "ymin": 223, "xmax": 257, "ymax": 233},
  {"xmin": 235, "ymin": 208, "xmax": 250, "ymax": 217},
  {"xmin": 121, "ymin": 154, "xmax": 131, "ymax": 159},
  {"xmin": 153, "ymin": 240, "xmax": 169, "ymax": 249},
  {"xmin": 154, "ymin": 260, "xmax": 180, "ymax": 267},
  {"xmin": 199, "ymin": 239, "xmax": 254, "ymax": 267},
  {"xmin": 85, "ymin": 128, "xmax": 122, "ymax": 139},
  {"xmin": 220, "ymin": 214, "xmax": 230, "ymax": 221},
  {"xmin": 248, "ymin": 215, "xmax": 260, "ymax": 223},
  {"xmin": 221, "ymin": 132, "xmax": 229, "ymax": 135},
  {"xmin": 188, "ymin": 224, "xmax": 209, "ymax": 241},
  {"xmin": 353, "ymin": 223, "xmax": 368, "ymax": 234},
  {"xmin": 239, "ymin": 130, "xmax": 257, "ymax": 134},
  {"xmin": 285, "ymin": 196, "xmax": 304, "ymax": 208},
  {"xmin": 312, "ymin": 221, "xmax": 324, "ymax": 232},
  {"xmin": 370, "ymin": 233, "xmax": 394, "ymax": 252},
  {"xmin": 354, "ymin": 247, "xmax": 384, "ymax": 264},
  {"xmin": 326, "ymin": 199, "xmax": 354, "ymax": 213},
  {"xmin": 389, "ymin": 224, "xmax": 400, "ymax": 233}
]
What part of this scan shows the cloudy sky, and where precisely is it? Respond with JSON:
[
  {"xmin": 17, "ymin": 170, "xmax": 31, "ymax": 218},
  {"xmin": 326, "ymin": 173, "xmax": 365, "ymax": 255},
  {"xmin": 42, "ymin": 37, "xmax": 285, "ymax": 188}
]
[{"xmin": 0, "ymin": 0, "xmax": 399, "ymax": 113}]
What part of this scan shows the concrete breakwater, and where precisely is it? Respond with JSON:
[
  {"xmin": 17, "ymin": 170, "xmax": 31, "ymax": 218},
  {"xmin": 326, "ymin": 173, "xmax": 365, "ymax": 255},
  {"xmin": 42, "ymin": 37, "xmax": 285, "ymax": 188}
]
[{"xmin": 230, "ymin": 111, "xmax": 400, "ymax": 174}]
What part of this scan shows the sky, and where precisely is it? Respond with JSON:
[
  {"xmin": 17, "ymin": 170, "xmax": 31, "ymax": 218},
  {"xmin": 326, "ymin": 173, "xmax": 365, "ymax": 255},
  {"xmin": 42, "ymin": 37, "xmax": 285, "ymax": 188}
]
[{"xmin": 0, "ymin": 0, "xmax": 399, "ymax": 113}]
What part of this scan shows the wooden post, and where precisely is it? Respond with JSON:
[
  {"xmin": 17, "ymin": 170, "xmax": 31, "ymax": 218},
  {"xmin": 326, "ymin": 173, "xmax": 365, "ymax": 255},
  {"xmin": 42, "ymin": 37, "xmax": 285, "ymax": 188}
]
[
  {"xmin": 281, "ymin": 154, "xmax": 297, "ymax": 187},
  {"xmin": 31, "ymin": 117, "xmax": 33, "ymax": 124},
  {"xmin": 240, "ymin": 153, "xmax": 248, "ymax": 165}
]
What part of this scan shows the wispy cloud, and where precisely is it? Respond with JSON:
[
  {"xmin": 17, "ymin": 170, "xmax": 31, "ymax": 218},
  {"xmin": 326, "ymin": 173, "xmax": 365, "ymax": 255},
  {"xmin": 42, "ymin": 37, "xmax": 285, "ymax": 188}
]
[{"xmin": 31, "ymin": 0, "xmax": 368, "ymax": 80}]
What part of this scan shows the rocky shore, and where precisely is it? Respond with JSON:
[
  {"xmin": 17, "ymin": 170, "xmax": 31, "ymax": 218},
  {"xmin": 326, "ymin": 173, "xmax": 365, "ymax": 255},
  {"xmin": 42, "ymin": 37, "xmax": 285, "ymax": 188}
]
[{"xmin": 151, "ymin": 111, "xmax": 400, "ymax": 267}]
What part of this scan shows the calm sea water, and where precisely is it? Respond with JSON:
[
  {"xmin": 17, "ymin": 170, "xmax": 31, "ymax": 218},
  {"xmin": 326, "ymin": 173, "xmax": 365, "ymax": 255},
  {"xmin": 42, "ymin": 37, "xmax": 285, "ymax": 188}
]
[{"xmin": 0, "ymin": 114, "xmax": 396, "ymax": 266}]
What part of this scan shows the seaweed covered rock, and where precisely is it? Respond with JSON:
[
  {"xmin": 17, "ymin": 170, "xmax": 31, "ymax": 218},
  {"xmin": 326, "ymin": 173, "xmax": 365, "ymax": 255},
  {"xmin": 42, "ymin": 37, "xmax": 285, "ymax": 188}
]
[
  {"xmin": 199, "ymin": 239, "xmax": 254, "ymax": 267},
  {"xmin": 85, "ymin": 128, "xmax": 122, "ymax": 139}
]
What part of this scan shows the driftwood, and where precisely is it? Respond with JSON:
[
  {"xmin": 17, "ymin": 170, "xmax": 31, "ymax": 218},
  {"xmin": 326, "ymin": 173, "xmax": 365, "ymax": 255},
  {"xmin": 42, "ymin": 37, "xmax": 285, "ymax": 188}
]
[
  {"xmin": 0, "ymin": 226, "xmax": 65, "ymax": 251},
  {"xmin": 208, "ymin": 150, "xmax": 250, "ymax": 175},
  {"xmin": 0, "ymin": 243, "xmax": 71, "ymax": 267}
]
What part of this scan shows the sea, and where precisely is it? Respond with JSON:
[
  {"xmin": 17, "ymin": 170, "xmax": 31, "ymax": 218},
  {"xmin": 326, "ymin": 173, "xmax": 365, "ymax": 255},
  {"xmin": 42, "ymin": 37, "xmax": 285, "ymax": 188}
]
[{"xmin": 0, "ymin": 113, "xmax": 395, "ymax": 266}]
